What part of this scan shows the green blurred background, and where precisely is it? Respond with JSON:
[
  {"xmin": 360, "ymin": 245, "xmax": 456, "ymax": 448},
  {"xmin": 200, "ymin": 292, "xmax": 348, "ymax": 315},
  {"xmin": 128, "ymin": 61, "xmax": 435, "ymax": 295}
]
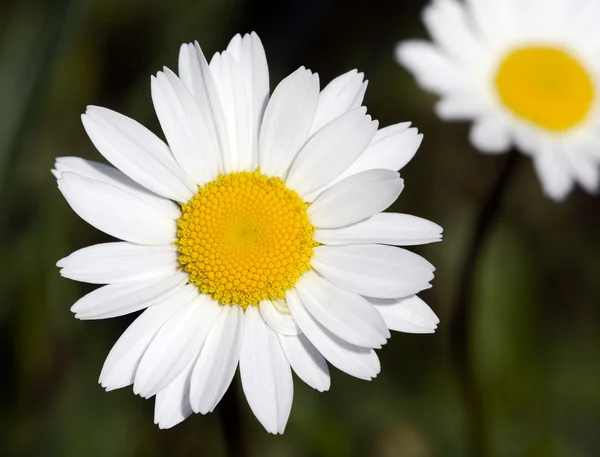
[{"xmin": 1, "ymin": 0, "xmax": 599, "ymax": 456}]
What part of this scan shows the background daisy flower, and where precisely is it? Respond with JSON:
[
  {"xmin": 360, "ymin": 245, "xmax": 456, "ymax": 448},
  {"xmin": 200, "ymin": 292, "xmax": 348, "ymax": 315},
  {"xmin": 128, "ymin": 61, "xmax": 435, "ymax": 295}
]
[
  {"xmin": 396, "ymin": 0, "xmax": 600, "ymax": 201},
  {"xmin": 53, "ymin": 32, "xmax": 442, "ymax": 433}
]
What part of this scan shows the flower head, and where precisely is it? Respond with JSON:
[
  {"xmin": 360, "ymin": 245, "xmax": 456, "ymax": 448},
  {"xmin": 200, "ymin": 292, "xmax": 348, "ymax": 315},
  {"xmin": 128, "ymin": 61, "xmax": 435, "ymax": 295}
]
[
  {"xmin": 396, "ymin": 0, "xmax": 600, "ymax": 200},
  {"xmin": 55, "ymin": 32, "xmax": 442, "ymax": 433}
]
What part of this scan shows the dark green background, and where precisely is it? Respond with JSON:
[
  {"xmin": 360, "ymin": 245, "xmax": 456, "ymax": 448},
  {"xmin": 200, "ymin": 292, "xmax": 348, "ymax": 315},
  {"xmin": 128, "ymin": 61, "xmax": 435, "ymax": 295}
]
[{"xmin": 1, "ymin": 0, "xmax": 599, "ymax": 456}]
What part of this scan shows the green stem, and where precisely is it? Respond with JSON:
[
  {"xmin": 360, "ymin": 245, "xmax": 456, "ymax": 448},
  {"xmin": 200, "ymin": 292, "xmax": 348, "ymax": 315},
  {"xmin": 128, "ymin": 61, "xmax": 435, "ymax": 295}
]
[{"xmin": 450, "ymin": 150, "xmax": 520, "ymax": 457}]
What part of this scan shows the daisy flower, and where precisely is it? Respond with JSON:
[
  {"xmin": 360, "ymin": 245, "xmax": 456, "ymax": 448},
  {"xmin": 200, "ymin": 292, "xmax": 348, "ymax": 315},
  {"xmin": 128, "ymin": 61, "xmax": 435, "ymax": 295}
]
[
  {"xmin": 54, "ymin": 32, "xmax": 442, "ymax": 433},
  {"xmin": 396, "ymin": 0, "xmax": 600, "ymax": 201}
]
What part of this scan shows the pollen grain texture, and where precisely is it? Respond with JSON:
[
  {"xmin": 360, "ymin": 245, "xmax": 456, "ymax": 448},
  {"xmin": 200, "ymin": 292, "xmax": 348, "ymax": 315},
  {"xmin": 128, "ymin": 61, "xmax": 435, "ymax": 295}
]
[{"xmin": 176, "ymin": 170, "xmax": 316, "ymax": 310}]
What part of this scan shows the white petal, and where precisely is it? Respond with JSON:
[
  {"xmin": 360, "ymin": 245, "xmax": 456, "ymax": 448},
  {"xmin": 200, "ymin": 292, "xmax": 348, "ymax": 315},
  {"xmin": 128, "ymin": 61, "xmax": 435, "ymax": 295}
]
[
  {"xmin": 566, "ymin": 153, "xmax": 600, "ymax": 194},
  {"xmin": 222, "ymin": 32, "xmax": 270, "ymax": 170},
  {"xmin": 81, "ymin": 106, "xmax": 195, "ymax": 202},
  {"xmin": 54, "ymin": 157, "xmax": 178, "ymax": 215},
  {"xmin": 312, "ymin": 244, "xmax": 435, "ymax": 299},
  {"xmin": 240, "ymin": 306, "xmax": 293, "ymax": 434},
  {"xmin": 368, "ymin": 295, "xmax": 439, "ymax": 334},
  {"xmin": 435, "ymin": 93, "xmax": 487, "ymax": 120},
  {"xmin": 302, "ymin": 124, "xmax": 420, "ymax": 202},
  {"xmin": 287, "ymin": 288, "xmax": 380, "ymax": 380},
  {"xmin": 209, "ymin": 51, "xmax": 252, "ymax": 172},
  {"xmin": 99, "ymin": 285, "xmax": 198, "ymax": 391},
  {"xmin": 358, "ymin": 124, "xmax": 421, "ymax": 172},
  {"xmin": 151, "ymin": 68, "xmax": 221, "ymax": 184},
  {"xmin": 308, "ymin": 170, "xmax": 404, "ymax": 229},
  {"xmin": 57, "ymin": 242, "xmax": 178, "ymax": 284},
  {"xmin": 178, "ymin": 42, "xmax": 230, "ymax": 169},
  {"xmin": 226, "ymin": 32, "xmax": 269, "ymax": 124},
  {"xmin": 190, "ymin": 304, "xmax": 244, "ymax": 414},
  {"xmin": 278, "ymin": 333, "xmax": 330, "ymax": 392},
  {"xmin": 372, "ymin": 122, "xmax": 411, "ymax": 139},
  {"xmin": 71, "ymin": 271, "xmax": 188, "ymax": 319},
  {"xmin": 286, "ymin": 107, "xmax": 378, "ymax": 197},
  {"xmin": 465, "ymin": 0, "xmax": 520, "ymax": 44},
  {"xmin": 311, "ymin": 69, "xmax": 367, "ymax": 134},
  {"xmin": 394, "ymin": 40, "xmax": 462, "ymax": 94},
  {"xmin": 469, "ymin": 117, "xmax": 511, "ymax": 154},
  {"xmin": 314, "ymin": 213, "xmax": 443, "ymax": 246},
  {"xmin": 259, "ymin": 67, "xmax": 320, "ymax": 178},
  {"xmin": 259, "ymin": 299, "xmax": 301, "ymax": 336},
  {"xmin": 134, "ymin": 294, "xmax": 222, "ymax": 398},
  {"xmin": 533, "ymin": 150, "xmax": 575, "ymax": 201},
  {"xmin": 295, "ymin": 271, "xmax": 389, "ymax": 348},
  {"xmin": 57, "ymin": 172, "xmax": 178, "ymax": 245},
  {"xmin": 154, "ymin": 359, "xmax": 194, "ymax": 429},
  {"xmin": 422, "ymin": 0, "xmax": 484, "ymax": 61}
]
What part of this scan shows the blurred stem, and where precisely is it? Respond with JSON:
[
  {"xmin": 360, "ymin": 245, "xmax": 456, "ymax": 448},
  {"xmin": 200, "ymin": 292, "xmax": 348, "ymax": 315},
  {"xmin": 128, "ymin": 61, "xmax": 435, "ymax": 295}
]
[
  {"xmin": 450, "ymin": 150, "xmax": 520, "ymax": 457},
  {"xmin": 219, "ymin": 382, "xmax": 248, "ymax": 457}
]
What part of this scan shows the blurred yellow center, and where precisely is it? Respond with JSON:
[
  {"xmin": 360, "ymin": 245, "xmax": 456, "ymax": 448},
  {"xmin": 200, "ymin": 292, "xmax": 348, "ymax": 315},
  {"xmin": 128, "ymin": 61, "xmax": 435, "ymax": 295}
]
[
  {"xmin": 176, "ymin": 170, "xmax": 315, "ymax": 310},
  {"xmin": 495, "ymin": 46, "xmax": 595, "ymax": 131}
]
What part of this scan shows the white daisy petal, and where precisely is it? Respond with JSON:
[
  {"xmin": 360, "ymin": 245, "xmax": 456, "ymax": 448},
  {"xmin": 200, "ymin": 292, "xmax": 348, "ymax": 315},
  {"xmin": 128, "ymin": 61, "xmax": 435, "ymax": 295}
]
[
  {"xmin": 278, "ymin": 333, "xmax": 330, "ymax": 392},
  {"xmin": 359, "ymin": 124, "xmax": 422, "ymax": 172},
  {"xmin": 533, "ymin": 150, "xmax": 575, "ymax": 201},
  {"xmin": 287, "ymin": 288, "xmax": 380, "ymax": 381},
  {"xmin": 394, "ymin": 40, "xmax": 462, "ymax": 94},
  {"xmin": 71, "ymin": 271, "xmax": 188, "ymax": 320},
  {"xmin": 302, "ymin": 124, "xmax": 421, "ymax": 201},
  {"xmin": 226, "ymin": 33, "xmax": 269, "ymax": 121},
  {"xmin": 240, "ymin": 306, "xmax": 293, "ymax": 434},
  {"xmin": 178, "ymin": 42, "xmax": 230, "ymax": 167},
  {"xmin": 190, "ymin": 304, "xmax": 244, "ymax": 414},
  {"xmin": 314, "ymin": 213, "xmax": 443, "ymax": 246},
  {"xmin": 151, "ymin": 68, "xmax": 221, "ymax": 184},
  {"xmin": 99, "ymin": 285, "xmax": 198, "ymax": 391},
  {"xmin": 259, "ymin": 67, "xmax": 320, "ymax": 178},
  {"xmin": 154, "ymin": 359, "xmax": 194, "ymax": 429},
  {"xmin": 81, "ymin": 106, "xmax": 196, "ymax": 202},
  {"xmin": 422, "ymin": 0, "xmax": 483, "ymax": 61},
  {"xmin": 470, "ymin": 116, "xmax": 511, "ymax": 154},
  {"xmin": 295, "ymin": 271, "xmax": 389, "ymax": 348},
  {"xmin": 435, "ymin": 93, "xmax": 488, "ymax": 120},
  {"xmin": 134, "ymin": 294, "xmax": 222, "ymax": 398},
  {"xmin": 396, "ymin": 294, "xmax": 440, "ymax": 324},
  {"xmin": 567, "ymin": 152, "xmax": 600, "ymax": 194},
  {"xmin": 209, "ymin": 51, "xmax": 252, "ymax": 172},
  {"xmin": 225, "ymin": 32, "xmax": 270, "ymax": 169},
  {"xmin": 53, "ymin": 157, "xmax": 178, "ymax": 215},
  {"xmin": 311, "ymin": 69, "xmax": 367, "ymax": 134},
  {"xmin": 465, "ymin": 0, "xmax": 520, "ymax": 43},
  {"xmin": 312, "ymin": 244, "xmax": 435, "ymax": 299},
  {"xmin": 260, "ymin": 299, "xmax": 301, "ymax": 336},
  {"xmin": 308, "ymin": 170, "xmax": 404, "ymax": 229},
  {"xmin": 57, "ymin": 172, "xmax": 178, "ymax": 245},
  {"xmin": 57, "ymin": 242, "xmax": 178, "ymax": 284},
  {"xmin": 368, "ymin": 295, "xmax": 440, "ymax": 334},
  {"xmin": 373, "ymin": 122, "xmax": 412, "ymax": 138},
  {"xmin": 286, "ymin": 107, "xmax": 378, "ymax": 197}
]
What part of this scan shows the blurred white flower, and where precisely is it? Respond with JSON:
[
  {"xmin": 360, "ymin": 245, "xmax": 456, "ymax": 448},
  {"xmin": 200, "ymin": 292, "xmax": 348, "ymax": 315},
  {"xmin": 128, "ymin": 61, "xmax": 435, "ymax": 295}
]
[
  {"xmin": 54, "ymin": 32, "xmax": 442, "ymax": 433},
  {"xmin": 396, "ymin": 0, "xmax": 600, "ymax": 200}
]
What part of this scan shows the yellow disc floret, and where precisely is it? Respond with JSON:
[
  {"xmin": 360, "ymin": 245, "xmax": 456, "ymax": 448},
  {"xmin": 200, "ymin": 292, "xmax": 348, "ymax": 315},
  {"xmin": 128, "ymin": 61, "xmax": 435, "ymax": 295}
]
[
  {"xmin": 176, "ymin": 170, "xmax": 316, "ymax": 310},
  {"xmin": 495, "ymin": 46, "xmax": 595, "ymax": 132}
]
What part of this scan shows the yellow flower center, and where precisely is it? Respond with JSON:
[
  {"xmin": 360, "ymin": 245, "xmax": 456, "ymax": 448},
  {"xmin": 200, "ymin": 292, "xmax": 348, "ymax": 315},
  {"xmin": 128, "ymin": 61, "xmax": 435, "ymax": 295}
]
[
  {"xmin": 176, "ymin": 170, "xmax": 316, "ymax": 310},
  {"xmin": 494, "ymin": 46, "xmax": 595, "ymax": 131}
]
